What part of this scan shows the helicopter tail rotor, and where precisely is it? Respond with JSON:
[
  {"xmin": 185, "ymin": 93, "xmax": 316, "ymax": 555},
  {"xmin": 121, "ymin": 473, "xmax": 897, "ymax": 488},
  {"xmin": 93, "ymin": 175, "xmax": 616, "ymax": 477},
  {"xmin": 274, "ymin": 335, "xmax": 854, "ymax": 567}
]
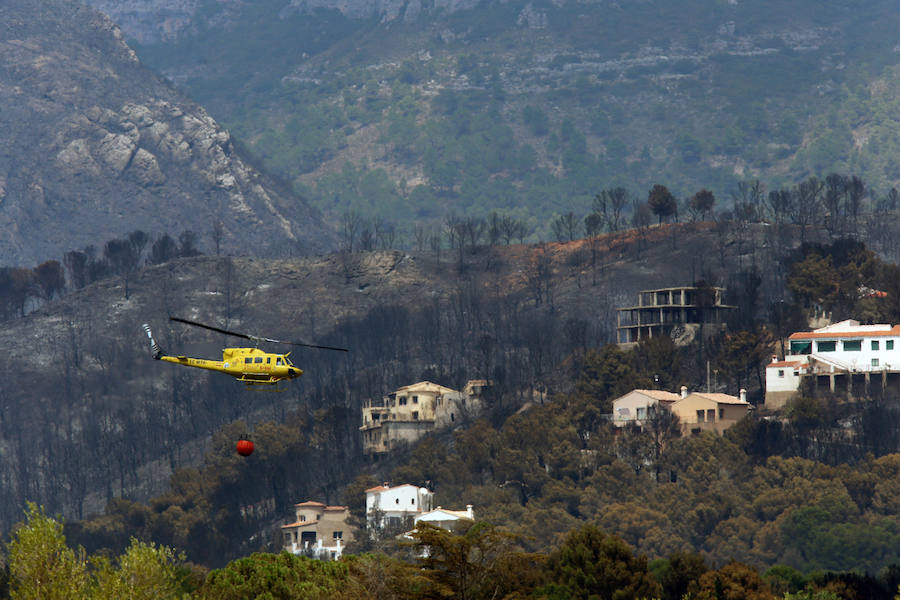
[{"xmin": 142, "ymin": 324, "xmax": 163, "ymax": 359}]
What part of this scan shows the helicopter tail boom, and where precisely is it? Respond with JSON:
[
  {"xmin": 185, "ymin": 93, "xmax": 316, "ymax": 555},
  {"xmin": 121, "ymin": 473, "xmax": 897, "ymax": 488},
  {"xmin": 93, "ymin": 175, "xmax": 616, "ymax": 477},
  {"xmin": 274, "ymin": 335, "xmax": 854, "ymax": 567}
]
[{"xmin": 142, "ymin": 324, "xmax": 163, "ymax": 359}]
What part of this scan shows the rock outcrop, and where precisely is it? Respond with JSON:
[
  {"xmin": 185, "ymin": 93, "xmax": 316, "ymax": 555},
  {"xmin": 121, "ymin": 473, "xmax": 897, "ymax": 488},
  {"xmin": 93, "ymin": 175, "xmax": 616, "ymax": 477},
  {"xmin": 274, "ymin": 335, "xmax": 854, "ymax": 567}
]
[{"xmin": 0, "ymin": 0, "xmax": 333, "ymax": 266}]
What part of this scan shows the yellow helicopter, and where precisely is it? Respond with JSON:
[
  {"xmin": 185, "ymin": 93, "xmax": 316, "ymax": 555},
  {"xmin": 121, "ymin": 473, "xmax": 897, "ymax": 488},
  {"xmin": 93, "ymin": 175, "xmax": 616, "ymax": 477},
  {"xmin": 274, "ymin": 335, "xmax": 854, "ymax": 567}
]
[{"xmin": 143, "ymin": 317, "xmax": 348, "ymax": 385}]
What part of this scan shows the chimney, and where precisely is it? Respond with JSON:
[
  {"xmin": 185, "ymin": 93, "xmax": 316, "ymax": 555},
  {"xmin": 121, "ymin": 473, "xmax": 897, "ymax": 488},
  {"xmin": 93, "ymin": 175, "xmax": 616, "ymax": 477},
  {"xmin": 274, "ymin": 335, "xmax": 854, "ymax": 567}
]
[
  {"xmin": 680, "ymin": 385, "xmax": 688, "ymax": 399},
  {"xmin": 772, "ymin": 355, "xmax": 778, "ymax": 363},
  {"xmin": 740, "ymin": 388, "xmax": 747, "ymax": 403},
  {"xmin": 466, "ymin": 504, "xmax": 474, "ymax": 520}
]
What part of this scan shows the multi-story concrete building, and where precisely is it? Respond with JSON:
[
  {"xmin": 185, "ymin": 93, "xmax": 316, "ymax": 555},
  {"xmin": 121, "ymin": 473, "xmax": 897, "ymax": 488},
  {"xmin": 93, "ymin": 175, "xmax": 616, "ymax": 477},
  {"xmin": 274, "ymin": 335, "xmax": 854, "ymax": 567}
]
[
  {"xmin": 360, "ymin": 380, "xmax": 488, "ymax": 455},
  {"xmin": 765, "ymin": 320, "xmax": 900, "ymax": 408},
  {"xmin": 281, "ymin": 501, "xmax": 352, "ymax": 560},
  {"xmin": 616, "ymin": 286, "xmax": 735, "ymax": 345}
]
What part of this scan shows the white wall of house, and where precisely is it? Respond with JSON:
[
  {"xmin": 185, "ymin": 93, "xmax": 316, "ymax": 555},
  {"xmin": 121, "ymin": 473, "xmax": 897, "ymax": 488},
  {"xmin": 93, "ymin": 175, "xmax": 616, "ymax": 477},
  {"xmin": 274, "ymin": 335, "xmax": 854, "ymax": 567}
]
[
  {"xmin": 366, "ymin": 484, "xmax": 433, "ymax": 529},
  {"xmin": 786, "ymin": 321, "xmax": 900, "ymax": 373}
]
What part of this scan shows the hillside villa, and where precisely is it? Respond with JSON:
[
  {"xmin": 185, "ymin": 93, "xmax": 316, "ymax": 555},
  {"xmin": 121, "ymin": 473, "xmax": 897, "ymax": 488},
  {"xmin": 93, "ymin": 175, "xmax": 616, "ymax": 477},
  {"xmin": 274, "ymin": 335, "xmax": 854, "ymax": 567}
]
[
  {"xmin": 613, "ymin": 386, "xmax": 752, "ymax": 434},
  {"xmin": 365, "ymin": 483, "xmax": 434, "ymax": 532},
  {"xmin": 281, "ymin": 501, "xmax": 352, "ymax": 560},
  {"xmin": 765, "ymin": 319, "xmax": 900, "ymax": 408},
  {"xmin": 360, "ymin": 380, "xmax": 489, "ymax": 455}
]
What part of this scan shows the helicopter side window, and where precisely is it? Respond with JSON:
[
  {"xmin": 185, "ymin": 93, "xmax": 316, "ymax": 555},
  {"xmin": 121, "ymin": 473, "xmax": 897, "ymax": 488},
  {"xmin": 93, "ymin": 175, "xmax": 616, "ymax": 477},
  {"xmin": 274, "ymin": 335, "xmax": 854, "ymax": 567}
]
[
  {"xmin": 267, "ymin": 357, "xmax": 271, "ymax": 364},
  {"xmin": 254, "ymin": 357, "xmax": 263, "ymax": 363},
  {"xmin": 244, "ymin": 358, "xmax": 252, "ymax": 364},
  {"xmin": 277, "ymin": 357, "xmax": 284, "ymax": 365}
]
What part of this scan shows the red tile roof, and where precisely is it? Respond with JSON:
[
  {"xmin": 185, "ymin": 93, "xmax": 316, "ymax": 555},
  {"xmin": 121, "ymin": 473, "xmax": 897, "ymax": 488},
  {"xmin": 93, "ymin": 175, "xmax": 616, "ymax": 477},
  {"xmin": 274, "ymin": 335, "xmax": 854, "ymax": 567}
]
[
  {"xmin": 768, "ymin": 360, "xmax": 803, "ymax": 368},
  {"xmin": 790, "ymin": 325, "xmax": 900, "ymax": 340}
]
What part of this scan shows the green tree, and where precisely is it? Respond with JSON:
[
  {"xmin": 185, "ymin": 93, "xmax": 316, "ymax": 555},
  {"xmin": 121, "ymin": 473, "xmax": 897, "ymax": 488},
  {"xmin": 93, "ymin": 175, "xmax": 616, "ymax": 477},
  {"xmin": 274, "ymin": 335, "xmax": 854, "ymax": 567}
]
[
  {"xmin": 91, "ymin": 538, "xmax": 187, "ymax": 600},
  {"xmin": 199, "ymin": 552, "xmax": 354, "ymax": 600},
  {"xmin": 6, "ymin": 503, "xmax": 89, "ymax": 600},
  {"xmin": 539, "ymin": 523, "xmax": 661, "ymax": 600},
  {"xmin": 694, "ymin": 561, "xmax": 776, "ymax": 600},
  {"xmin": 408, "ymin": 521, "xmax": 541, "ymax": 600},
  {"xmin": 575, "ymin": 346, "xmax": 645, "ymax": 412}
]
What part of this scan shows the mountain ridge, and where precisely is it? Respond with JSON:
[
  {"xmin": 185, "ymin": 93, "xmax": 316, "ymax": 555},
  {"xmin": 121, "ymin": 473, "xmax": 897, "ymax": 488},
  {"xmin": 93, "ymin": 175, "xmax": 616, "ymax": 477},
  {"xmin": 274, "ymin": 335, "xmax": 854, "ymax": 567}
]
[{"xmin": 0, "ymin": 0, "xmax": 335, "ymax": 266}]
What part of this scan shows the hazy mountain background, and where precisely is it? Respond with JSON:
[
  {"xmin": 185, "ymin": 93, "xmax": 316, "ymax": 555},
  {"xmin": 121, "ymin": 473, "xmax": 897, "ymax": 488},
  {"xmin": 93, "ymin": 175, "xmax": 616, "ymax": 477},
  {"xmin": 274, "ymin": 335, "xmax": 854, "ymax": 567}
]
[
  {"xmin": 0, "ymin": 0, "xmax": 334, "ymax": 267},
  {"xmin": 83, "ymin": 0, "xmax": 900, "ymax": 240}
]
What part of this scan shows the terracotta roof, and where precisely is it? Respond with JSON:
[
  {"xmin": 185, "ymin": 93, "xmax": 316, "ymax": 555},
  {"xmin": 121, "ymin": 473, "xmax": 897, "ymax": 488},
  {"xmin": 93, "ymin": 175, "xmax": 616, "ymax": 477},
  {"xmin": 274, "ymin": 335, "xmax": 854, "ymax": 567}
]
[
  {"xmin": 365, "ymin": 483, "xmax": 421, "ymax": 493},
  {"xmin": 394, "ymin": 381, "xmax": 459, "ymax": 394},
  {"xmin": 631, "ymin": 389, "xmax": 683, "ymax": 401},
  {"xmin": 324, "ymin": 506, "xmax": 348, "ymax": 512},
  {"xmin": 281, "ymin": 520, "xmax": 318, "ymax": 529},
  {"xmin": 684, "ymin": 392, "xmax": 748, "ymax": 405},
  {"xmin": 790, "ymin": 324, "xmax": 900, "ymax": 340},
  {"xmin": 294, "ymin": 501, "xmax": 326, "ymax": 507},
  {"xmin": 768, "ymin": 360, "xmax": 803, "ymax": 368}
]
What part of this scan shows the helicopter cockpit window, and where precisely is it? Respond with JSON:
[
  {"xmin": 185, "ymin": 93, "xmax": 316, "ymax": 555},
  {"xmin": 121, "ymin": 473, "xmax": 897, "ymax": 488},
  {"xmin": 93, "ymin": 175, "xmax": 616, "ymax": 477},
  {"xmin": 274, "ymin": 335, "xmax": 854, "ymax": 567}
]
[
  {"xmin": 276, "ymin": 357, "xmax": 284, "ymax": 365},
  {"xmin": 254, "ymin": 357, "xmax": 263, "ymax": 363}
]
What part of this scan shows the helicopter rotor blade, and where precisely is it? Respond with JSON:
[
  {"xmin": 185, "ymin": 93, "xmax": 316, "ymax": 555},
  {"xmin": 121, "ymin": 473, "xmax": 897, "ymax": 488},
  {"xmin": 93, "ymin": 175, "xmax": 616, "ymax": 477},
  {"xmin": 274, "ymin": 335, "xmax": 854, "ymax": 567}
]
[
  {"xmin": 169, "ymin": 317, "xmax": 254, "ymax": 341},
  {"xmin": 169, "ymin": 316, "xmax": 349, "ymax": 352}
]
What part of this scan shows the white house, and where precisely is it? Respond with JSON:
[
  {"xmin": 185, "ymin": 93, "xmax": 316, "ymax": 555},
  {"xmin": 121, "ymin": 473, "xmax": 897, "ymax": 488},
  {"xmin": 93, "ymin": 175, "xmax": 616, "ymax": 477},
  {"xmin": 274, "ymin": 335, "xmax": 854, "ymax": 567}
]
[
  {"xmin": 414, "ymin": 505, "xmax": 475, "ymax": 532},
  {"xmin": 365, "ymin": 483, "xmax": 434, "ymax": 531},
  {"xmin": 765, "ymin": 320, "xmax": 900, "ymax": 408}
]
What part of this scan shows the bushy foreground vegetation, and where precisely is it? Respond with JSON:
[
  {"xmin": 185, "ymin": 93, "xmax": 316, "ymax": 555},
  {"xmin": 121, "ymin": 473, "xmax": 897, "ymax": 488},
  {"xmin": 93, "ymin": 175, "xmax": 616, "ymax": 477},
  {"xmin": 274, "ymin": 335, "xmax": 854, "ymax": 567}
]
[{"xmin": 4, "ymin": 504, "xmax": 900, "ymax": 599}]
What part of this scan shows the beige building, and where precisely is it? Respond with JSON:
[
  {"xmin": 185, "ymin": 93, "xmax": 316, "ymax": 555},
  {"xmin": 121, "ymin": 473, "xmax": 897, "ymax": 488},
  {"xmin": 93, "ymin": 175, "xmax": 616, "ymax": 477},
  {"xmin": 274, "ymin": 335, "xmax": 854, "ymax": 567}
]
[
  {"xmin": 612, "ymin": 386, "xmax": 752, "ymax": 434},
  {"xmin": 612, "ymin": 389, "xmax": 682, "ymax": 427},
  {"xmin": 361, "ymin": 380, "xmax": 488, "ymax": 455},
  {"xmin": 670, "ymin": 389, "xmax": 752, "ymax": 434},
  {"xmin": 281, "ymin": 501, "xmax": 353, "ymax": 559}
]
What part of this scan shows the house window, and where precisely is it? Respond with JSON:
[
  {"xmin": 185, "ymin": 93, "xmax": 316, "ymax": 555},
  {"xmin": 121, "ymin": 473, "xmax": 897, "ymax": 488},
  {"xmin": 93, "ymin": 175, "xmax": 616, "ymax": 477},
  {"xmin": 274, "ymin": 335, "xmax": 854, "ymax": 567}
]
[
  {"xmin": 843, "ymin": 340, "xmax": 862, "ymax": 351},
  {"xmin": 636, "ymin": 407, "xmax": 646, "ymax": 419},
  {"xmin": 719, "ymin": 408, "xmax": 725, "ymax": 420},
  {"xmin": 412, "ymin": 395, "xmax": 418, "ymax": 404},
  {"xmin": 790, "ymin": 340, "xmax": 812, "ymax": 354},
  {"xmin": 395, "ymin": 498, "xmax": 400, "ymax": 504},
  {"xmin": 333, "ymin": 531, "xmax": 343, "ymax": 540},
  {"xmin": 872, "ymin": 340, "xmax": 880, "ymax": 351},
  {"xmin": 888, "ymin": 340, "xmax": 895, "ymax": 350},
  {"xmin": 817, "ymin": 341, "xmax": 836, "ymax": 352},
  {"xmin": 399, "ymin": 397, "xmax": 407, "ymax": 406},
  {"xmin": 872, "ymin": 358, "xmax": 880, "ymax": 367},
  {"xmin": 778, "ymin": 369, "xmax": 785, "ymax": 378},
  {"xmin": 412, "ymin": 411, "xmax": 419, "ymax": 420},
  {"xmin": 706, "ymin": 409, "xmax": 715, "ymax": 422},
  {"xmin": 300, "ymin": 515, "xmax": 306, "ymax": 522},
  {"xmin": 696, "ymin": 410, "xmax": 705, "ymax": 423}
]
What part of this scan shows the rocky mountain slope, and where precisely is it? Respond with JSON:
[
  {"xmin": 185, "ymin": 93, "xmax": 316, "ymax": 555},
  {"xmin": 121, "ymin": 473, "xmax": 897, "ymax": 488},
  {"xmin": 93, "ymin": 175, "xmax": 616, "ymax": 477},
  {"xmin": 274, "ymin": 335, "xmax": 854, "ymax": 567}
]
[{"xmin": 0, "ymin": 0, "xmax": 334, "ymax": 267}]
